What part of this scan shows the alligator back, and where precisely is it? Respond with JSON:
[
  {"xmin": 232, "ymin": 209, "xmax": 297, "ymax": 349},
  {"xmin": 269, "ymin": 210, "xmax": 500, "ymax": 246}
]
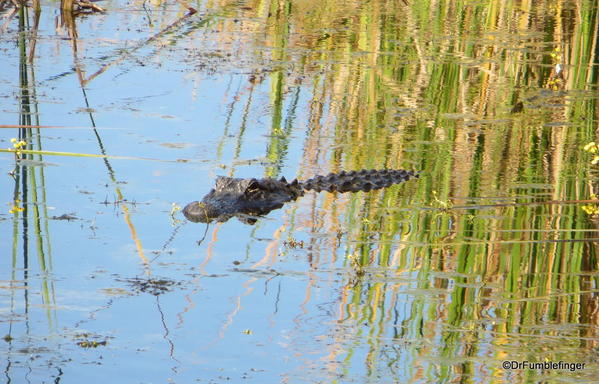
[
  {"xmin": 301, "ymin": 169, "xmax": 418, "ymax": 193},
  {"xmin": 183, "ymin": 169, "xmax": 419, "ymax": 224}
]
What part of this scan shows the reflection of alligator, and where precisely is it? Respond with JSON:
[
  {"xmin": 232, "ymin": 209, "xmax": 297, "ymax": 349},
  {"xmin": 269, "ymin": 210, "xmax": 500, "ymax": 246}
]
[{"xmin": 183, "ymin": 169, "xmax": 419, "ymax": 224}]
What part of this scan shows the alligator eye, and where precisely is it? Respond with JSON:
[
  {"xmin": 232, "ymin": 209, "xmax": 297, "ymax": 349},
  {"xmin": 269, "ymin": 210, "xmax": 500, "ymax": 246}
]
[{"xmin": 246, "ymin": 179, "xmax": 260, "ymax": 191}]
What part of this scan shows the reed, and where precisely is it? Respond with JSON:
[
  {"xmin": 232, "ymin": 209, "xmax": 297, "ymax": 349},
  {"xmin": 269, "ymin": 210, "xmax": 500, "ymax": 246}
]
[
  {"xmin": 5, "ymin": 0, "xmax": 599, "ymax": 381},
  {"xmin": 222, "ymin": 0, "xmax": 599, "ymax": 381}
]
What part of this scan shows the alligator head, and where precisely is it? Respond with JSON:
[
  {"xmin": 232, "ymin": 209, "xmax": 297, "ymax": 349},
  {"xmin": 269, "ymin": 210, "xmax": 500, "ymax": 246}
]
[{"xmin": 183, "ymin": 176, "xmax": 303, "ymax": 224}]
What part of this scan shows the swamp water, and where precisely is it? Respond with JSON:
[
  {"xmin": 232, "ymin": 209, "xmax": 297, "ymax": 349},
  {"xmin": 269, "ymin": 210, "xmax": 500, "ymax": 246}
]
[{"xmin": 1, "ymin": 1, "xmax": 598, "ymax": 383}]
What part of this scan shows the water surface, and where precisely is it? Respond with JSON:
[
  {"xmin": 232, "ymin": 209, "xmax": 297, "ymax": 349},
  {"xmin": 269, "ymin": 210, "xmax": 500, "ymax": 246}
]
[{"xmin": 1, "ymin": 1, "xmax": 598, "ymax": 382}]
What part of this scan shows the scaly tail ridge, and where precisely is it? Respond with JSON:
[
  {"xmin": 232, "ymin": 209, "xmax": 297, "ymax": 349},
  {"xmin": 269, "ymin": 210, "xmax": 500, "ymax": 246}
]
[{"xmin": 301, "ymin": 169, "xmax": 418, "ymax": 193}]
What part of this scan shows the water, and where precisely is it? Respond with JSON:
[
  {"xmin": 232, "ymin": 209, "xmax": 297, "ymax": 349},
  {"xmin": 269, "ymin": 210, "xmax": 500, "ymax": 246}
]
[{"xmin": 1, "ymin": 1, "xmax": 598, "ymax": 383}]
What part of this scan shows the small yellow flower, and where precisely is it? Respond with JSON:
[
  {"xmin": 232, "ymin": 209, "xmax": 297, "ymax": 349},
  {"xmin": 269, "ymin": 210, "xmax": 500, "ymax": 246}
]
[
  {"xmin": 584, "ymin": 142, "xmax": 599, "ymax": 164},
  {"xmin": 582, "ymin": 205, "xmax": 599, "ymax": 215},
  {"xmin": 10, "ymin": 138, "xmax": 17, "ymax": 143},
  {"xmin": 8, "ymin": 200, "xmax": 24, "ymax": 214},
  {"xmin": 584, "ymin": 142, "xmax": 599, "ymax": 154}
]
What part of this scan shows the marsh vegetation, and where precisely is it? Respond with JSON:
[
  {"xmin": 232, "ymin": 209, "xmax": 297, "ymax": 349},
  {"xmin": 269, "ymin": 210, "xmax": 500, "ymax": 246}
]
[{"xmin": 1, "ymin": 0, "xmax": 598, "ymax": 382}]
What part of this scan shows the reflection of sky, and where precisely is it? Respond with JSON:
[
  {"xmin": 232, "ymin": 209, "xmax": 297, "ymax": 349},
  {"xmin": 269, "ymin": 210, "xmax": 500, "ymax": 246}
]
[{"xmin": 0, "ymin": 4, "xmax": 369, "ymax": 383}]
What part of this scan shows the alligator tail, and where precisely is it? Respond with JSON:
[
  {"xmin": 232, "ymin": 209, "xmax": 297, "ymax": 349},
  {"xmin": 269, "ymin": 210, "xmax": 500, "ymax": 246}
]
[{"xmin": 300, "ymin": 169, "xmax": 419, "ymax": 193}]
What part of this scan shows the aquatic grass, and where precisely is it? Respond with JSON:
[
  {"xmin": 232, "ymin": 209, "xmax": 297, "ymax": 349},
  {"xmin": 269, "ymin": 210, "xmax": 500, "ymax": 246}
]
[
  {"xmin": 223, "ymin": 0, "xmax": 599, "ymax": 380},
  {"xmin": 6, "ymin": 3, "xmax": 59, "ymax": 338},
  {"xmin": 3, "ymin": 0, "xmax": 599, "ymax": 381},
  {"xmin": 4, "ymin": 0, "xmax": 160, "ymax": 283},
  {"xmin": 63, "ymin": 13, "xmax": 153, "ymax": 271},
  {"xmin": 0, "ymin": 147, "xmax": 196, "ymax": 163},
  {"xmin": 0, "ymin": 124, "xmax": 113, "ymax": 129}
]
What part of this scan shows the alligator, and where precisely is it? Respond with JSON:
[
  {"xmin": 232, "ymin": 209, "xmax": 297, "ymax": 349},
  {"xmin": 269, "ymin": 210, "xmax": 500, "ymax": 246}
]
[{"xmin": 183, "ymin": 169, "xmax": 419, "ymax": 224}]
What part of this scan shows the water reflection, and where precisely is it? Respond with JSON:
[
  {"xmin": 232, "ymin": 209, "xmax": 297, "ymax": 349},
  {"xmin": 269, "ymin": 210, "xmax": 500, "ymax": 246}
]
[{"xmin": 1, "ymin": 0, "xmax": 599, "ymax": 383}]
